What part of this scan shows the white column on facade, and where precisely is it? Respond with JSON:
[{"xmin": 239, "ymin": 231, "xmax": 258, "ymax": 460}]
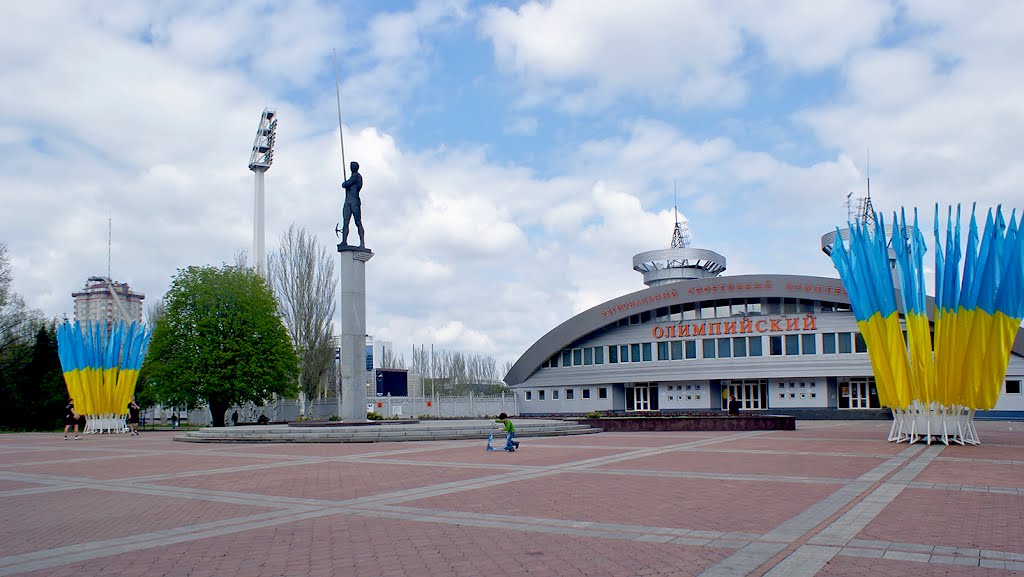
[{"xmin": 339, "ymin": 247, "xmax": 373, "ymax": 422}]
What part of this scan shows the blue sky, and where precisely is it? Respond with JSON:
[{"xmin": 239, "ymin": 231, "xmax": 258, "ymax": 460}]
[{"xmin": 3, "ymin": 0, "xmax": 1023, "ymax": 369}]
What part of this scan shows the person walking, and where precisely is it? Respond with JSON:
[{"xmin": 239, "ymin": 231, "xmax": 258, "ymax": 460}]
[
  {"xmin": 496, "ymin": 413, "xmax": 520, "ymax": 452},
  {"xmin": 127, "ymin": 396, "xmax": 141, "ymax": 436},
  {"xmin": 231, "ymin": 410, "xmax": 239, "ymax": 426},
  {"xmin": 64, "ymin": 398, "xmax": 81, "ymax": 440}
]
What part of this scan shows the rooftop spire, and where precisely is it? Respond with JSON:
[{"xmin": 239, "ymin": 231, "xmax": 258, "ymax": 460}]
[{"xmin": 670, "ymin": 181, "xmax": 691, "ymax": 249}]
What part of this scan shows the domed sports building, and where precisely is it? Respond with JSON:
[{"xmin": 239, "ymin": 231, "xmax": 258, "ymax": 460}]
[{"xmin": 504, "ymin": 210, "xmax": 1024, "ymax": 418}]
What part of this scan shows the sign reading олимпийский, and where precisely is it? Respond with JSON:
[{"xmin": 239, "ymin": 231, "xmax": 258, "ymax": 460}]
[{"xmin": 651, "ymin": 315, "xmax": 818, "ymax": 340}]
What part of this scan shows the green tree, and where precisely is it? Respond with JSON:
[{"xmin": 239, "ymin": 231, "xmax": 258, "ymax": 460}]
[
  {"xmin": 268, "ymin": 224, "xmax": 336, "ymax": 413},
  {"xmin": 142, "ymin": 264, "xmax": 299, "ymax": 427}
]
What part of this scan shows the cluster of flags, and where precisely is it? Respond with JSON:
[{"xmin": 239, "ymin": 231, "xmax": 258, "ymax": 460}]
[
  {"xmin": 830, "ymin": 204, "xmax": 1024, "ymax": 412},
  {"xmin": 56, "ymin": 321, "xmax": 152, "ymax": 416}
]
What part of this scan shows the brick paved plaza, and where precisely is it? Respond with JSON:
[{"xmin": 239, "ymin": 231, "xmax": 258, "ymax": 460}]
[{"xmin": 1, "ymin": 420, "xmax": 1022, "ymax": 576}]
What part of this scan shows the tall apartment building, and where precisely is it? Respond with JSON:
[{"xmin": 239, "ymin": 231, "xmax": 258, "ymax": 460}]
[{"xmin": 72, "ymin": 276, "xmax": 145, "ymax": 330}]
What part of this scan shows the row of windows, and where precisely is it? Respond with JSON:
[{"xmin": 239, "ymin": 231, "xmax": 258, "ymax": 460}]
[
  {"xmin": 612, "ymin": 297, "xmax": 852, "ymax": 327},
  {"xmin": 545, "ymin": 332, "xmax": 868, "ymax": 367},
  {"xmin": 525, "ymin": 380, "xmax": 1024, "ymax": 401},
  {"xmin": 525, "ymin": 387, "xmax": 608, "ymax": 401}
]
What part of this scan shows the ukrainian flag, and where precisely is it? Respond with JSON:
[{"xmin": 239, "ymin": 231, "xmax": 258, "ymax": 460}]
[
  {"xmin": 56, "ymin": 321, "xmax": 152, "ymax": 417},
  {"xmin": 830, "ymin": 214, "xmax": 911, "ymax": 410},
  {"xmin": 932, "ymin": 205, "xmax": 962, "ymax": 408},
  {"xmin": 891, "ymin": 208, "xmax": 935, "ymax": 407},
  {"xmin": 835, "ymin": 203, "xmax": 1024, "ymax": 442},
  {"xmin": 955, "ymin": 206, "xmax": 1024, "ymax": 410}
]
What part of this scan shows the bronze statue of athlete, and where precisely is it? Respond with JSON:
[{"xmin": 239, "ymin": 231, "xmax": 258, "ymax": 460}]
[{"xmin": 341, "ymin": 161, "xmax": 364, "ymax": 247}]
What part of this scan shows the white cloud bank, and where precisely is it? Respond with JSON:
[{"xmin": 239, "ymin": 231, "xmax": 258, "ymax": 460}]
[{"xmin": 2, "ymin": 0, "xmax": 1023, "ymax": 372}]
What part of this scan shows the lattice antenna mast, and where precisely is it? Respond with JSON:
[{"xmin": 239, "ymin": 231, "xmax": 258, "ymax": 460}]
[
  {"xmin": 857, "ymin": 150, "xmax": 875, "ymax": 225},
  {"xmin": 670, "ymin": 182, "xmax": 691, "ymax": 249}
]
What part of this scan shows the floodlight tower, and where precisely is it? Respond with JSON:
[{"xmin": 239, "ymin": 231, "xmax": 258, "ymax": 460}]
[{"xmin": 248, "ymin": 108, "xmax": 277, "ymax": 275}]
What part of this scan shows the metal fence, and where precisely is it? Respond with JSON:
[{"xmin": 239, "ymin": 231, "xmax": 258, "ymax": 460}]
[{"xmin": 152, "ymin": 393, "xmax": 520, "ymax": 426}]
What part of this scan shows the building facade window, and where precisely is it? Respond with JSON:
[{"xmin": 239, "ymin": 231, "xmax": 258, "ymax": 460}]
[
  {"xmin": 838, "ymin": 332, "xmax": 852, "ymax": 353},
  {"xmin": 822, "ymin": 333, "xmax": 837, "ymax": 354},
  {"xmin": 717, "ymin": 337, "xmax": 732, "ymax": 358},
  {"xmin": 770, "ymin": 335, "xmax": 783, "ymax": 356},
  {"xmin": 685, "ymin": 340, "xmax": 697, "ymax": 359},
  {"xmin": 657, "ymin": 341, "xmax": 670, "ymax": 361},
  {"xmin": 598, "ymin": 387, "xmax": 608, "ymax": 399},
  {"xmin": 642, "ymin": 343, "xmax": 653, "ymax": 361},
  {"xmin": 1006, "ymin": 380, "xmax": 1022, "ymax": 395},
  {"xmin": 785, "ymin": 334, "xmax": 800, "ymax": 355},
  {"xmin": 671, "ymin": 340, "xmax": 683, "ymax": 360},
  {"xmin": 525, "ymin": 391, "xmax": 532, "ymax": 400},
  {"xmin": 582, "ymin": 388, "xmax": 591, "ymax": 399},
  {"xmin": 609, "ymin": 346, "xmax": 618, "ymax": 363},
  {"xmin": 732, "ymin": 336, "xmax": 747, "ymax": 357},
  {"xmin": 703, "ymin": 339, "xmax": 716, "ymax": 359},
  {"xmin": 749, "ymin": 336, "xmax": 763, "ymax": 356},
  {"xmin": 801, "ymin": 333, "xmax": 816, "ymax": 355}
]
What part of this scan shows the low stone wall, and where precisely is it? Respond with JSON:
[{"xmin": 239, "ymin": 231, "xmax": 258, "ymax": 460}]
[{"xmin": 571, "ymin": 414, "xmax": 795, "ymax": 432}]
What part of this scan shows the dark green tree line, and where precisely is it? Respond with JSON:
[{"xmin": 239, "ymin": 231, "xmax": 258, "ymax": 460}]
[{"xmin": 0, "ymin": 243, "xmax": 66, "ymax": 430}]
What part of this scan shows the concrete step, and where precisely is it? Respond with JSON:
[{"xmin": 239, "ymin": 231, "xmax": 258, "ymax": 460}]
[{"xmin": 175, "ymin": 419, "xmax": 602, "ymax": 444}]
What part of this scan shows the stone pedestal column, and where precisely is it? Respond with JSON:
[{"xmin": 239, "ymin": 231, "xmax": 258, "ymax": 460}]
[{"xmin": 338, "ymin": 245, "xmax": 373, "ymax": 422}]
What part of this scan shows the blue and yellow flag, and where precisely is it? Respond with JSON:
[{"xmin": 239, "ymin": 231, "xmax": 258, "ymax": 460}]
[
  {"xmin": 56, "ymin": 321, "xmax": 152, "ymax": 416},
  {"xmin": 835, "ymin": 204, "xmax": 1024, "ymax": 414}
]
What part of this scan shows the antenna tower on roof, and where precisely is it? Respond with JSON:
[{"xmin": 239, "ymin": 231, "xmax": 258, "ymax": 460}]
[
  {"xmin": 857, "ymin": 150, "xmax": 875, "ymax": 225},
  {"xmin": 670, "ymin": 181, "xmax": 691, "ymax": 249}
]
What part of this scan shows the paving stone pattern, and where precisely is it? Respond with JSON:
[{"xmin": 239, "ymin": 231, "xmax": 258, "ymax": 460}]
[{"xmin": 0, "ymin": 420, "xmax": 1022, "ymax": 576}]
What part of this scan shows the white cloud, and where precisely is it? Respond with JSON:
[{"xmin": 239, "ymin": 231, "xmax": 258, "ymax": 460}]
[
  {"xmin": 727, "ymin": 0, "xmax": 893, "ymax": 71},
  {"xmin": 797, "ymin": 4, "xmax": 1024, "ymax": 213},
  {"xmin": 480, "ymin": 0, "xmax": 746, "ymax": 111},
  {"xmin": 4, "ymin": 0, "xmax": 1024, "ymax": 375}
]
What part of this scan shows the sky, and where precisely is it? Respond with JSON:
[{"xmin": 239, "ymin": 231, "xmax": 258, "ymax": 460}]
[{"xmin": 3, "ymin": 0, "xmax": 1024, "ymax": 371}]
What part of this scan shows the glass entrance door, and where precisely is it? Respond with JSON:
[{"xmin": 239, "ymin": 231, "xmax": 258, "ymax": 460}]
[
  {"xmin": 626, "ymin": 383, "xmax": 658, "ymax": 411},
  {"xmin": 839, "ymin": 377, "xmax": 880, "ymax": 409},
  {"xmin": 721, "ymin": 380, "xmax": 766, "ymax": 410}
]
